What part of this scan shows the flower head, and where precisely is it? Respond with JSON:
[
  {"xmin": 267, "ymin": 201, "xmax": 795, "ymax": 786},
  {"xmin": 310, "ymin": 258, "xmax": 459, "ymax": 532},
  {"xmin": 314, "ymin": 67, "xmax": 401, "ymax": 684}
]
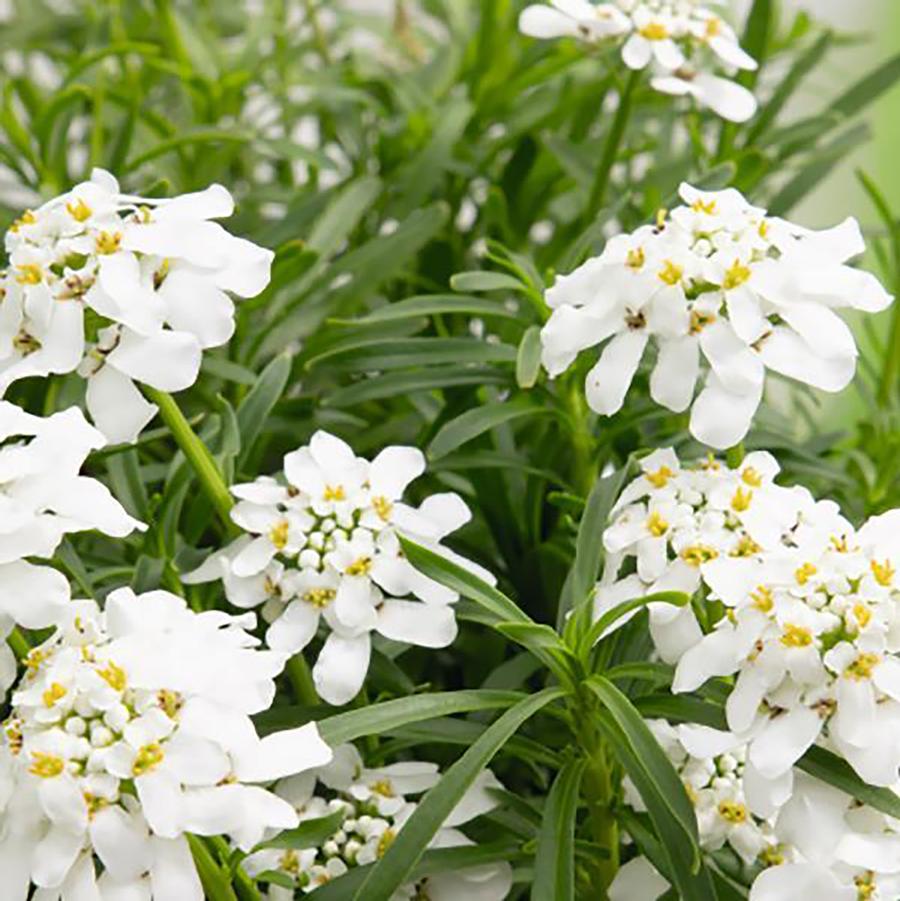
[
  {"xmin": 519, "ymin": 1, "xmax": 758, "ymax": 121},
  {"xmin": 1, "ymin": 169, "xmax": 274, "ymax": 443},
  {"xmin": 0, "ymin": 588, "xmax": 332, "ymax": 901},
  {"xmin": 185, "ymin": 430, "xmax": 493, "ymax": 705},
  {"xmin": 540, "ymin": 184, "xmax": 892, "ymax": 448}
]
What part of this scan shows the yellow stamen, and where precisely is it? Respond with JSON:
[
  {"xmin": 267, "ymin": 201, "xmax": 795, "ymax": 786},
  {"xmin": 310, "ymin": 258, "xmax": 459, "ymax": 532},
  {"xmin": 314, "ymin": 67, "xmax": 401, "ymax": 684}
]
[
  {"xmin": 705, "ymin": 17, "xmax": 722, "ymax": 38},
  {"xmin": 750, "ymin": 586, "xmax": 774, "ymax": 613},
  {"xmin": 15, "ymin": 263, "xmax": 42, "ymax": 285},
  {"xmin": 66, "ymin": 198, "xmax": 92, "ymax": 222},
  {"xmin": 691, "ymin": 198, "xmax": 717, "ymax": 215},
  {"xmin": 132, "ymin": 742, "xmax": 165, "ymax": 777},
  {"xmin": 657, "ymin": 259, "xmax": 683, "ymax": 286},
  {"xmin": 741, "ymin": 467, "xmax": 763, "ymax": 488},
  {"xmin": 845, "ymin": 653, "xmax": 880, "ymax": 681},
  {"xmin": 871, "ymin": 559, "xmax": 895, "ymax": 587},
  {"xmin": 346, "ymin": 557, "xmax": 372, "ymax": 576},
  {"xmin": 689, "ymin": 308, "xmax": 716, "ymax": 334},
  {"xmin": 42, "ymin": 683, "xmax": 67, "ymax": 707},
  {"xmin": 758, "ymin": 219, "xmax": 769, "ymax": 239},
  {"xmin": 303, "ymin": 588, "xmax": 336, "ymax": 608},
  {"xmin": 855, "ymin": 871, "xmax": 877, "ymax": 900},
  {"xmin": 626, "ymin": 247, "xmax": 645, "ymax": 270},
  {"xmin": 853, "ymin": 603, "xmax": 872, "ymax": 629},
  {"xmin": 645, "ymin": 465, "xmax": 674, "ymax": 489},
  {"xmin": 377, "ymin": 828, "xmax": 397, "ymax": 859},
  {"xmin": 731, "ymin": 535, "xmax": 761, "ymax": 557},
  {"xmin": 655, "ymin": 208, "xmax": 667, "ymax": 228},
  {"xmin": 98, "ymin": 661, "xmax": 127, "ymax": 692},
  {"xmin": 29, "ymin": 752, "xmax": 65, "ymax": 778},
  {"xmin": 95, "ymin": 231, "xmax": 122, "ymax": 254},
  {"xmin": 795, "ymin": 562, "xmax": 817, "ymax": 586},
  {"xmin": 10, "ymin": 210, "xmax": 36, "ymax": 232},
  {"xmin": 323, "ymin": 485, "xmax": 346, "ymax": 502},
  {"xmin": 371, "ymin": 778, "xmax": 395, "ymax": 798},
  {"xmin": 269, "ymin": 519, "xmax": 290, "ymax": 551},
  {"xmin": 717, "ymin": 800, "xmax": 747, "ymax": 824},
  {"xmin": 680, "ymin": 545, "xmax": 719, "ymax": 567},
  {"xmin": 646, "ymin": 511, "xmax": 669, "ymax": 537},
  {"xmin": 731, "ymin": 487, "xmax": 753, "ymax": 512},
  {"xmin": 158, "ymin": 689, "xmax": 182, "ymax": 719},
  {"xmin": 372, "ymin": 496, "xmax": 393, "ymax": 521},
  {"xmin": 280, "ymin": 849, "xmax": 301, "ymax": 876},
  {"xmin": 84, "ymin": 792, "xmax": 108, "ymax": 819},
  {"xmin": 759, "ymin": 845, "xmax": 786, "ymax": 868},
  {"xmin": 639, "ymin": 22, "xmax": 669, "ymax": 40},
  {"xmin": 723, "ymin": 259, "xmax": 752, "ymax": 290},
  {"xmin": 780, "ymin": 623, "xmax": 813, "ymax": 648}
]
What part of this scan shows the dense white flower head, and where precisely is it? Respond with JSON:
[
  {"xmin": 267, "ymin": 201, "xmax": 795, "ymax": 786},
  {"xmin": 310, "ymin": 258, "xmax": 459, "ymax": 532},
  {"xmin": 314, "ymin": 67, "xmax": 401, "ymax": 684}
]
[
  {"xmin": 0, "ymin": 588, "xmax": 332, "ymax": 901},
  {"xmin": 1, "ymin": 168, "xmax": 274, "ymax": 443},
  {"xmin": 0, "ymin": 401, "xmax": 143, "ymax": 696},
  {"xmin": 243, "ymin": 743, "xmax": 512, "ymax": 900},
  {"xmin": 540, "ymin": 184, "xmax": 892, "ymax": 448},
  {"xmin": 613, "ymin": 721, "xmax": 900, "ymax": 901},
  {"xmin": 595, "ymin": 447, "xmax": 811, "ymax": 663},
  {"xmin": 185, "ymin": 430, "xmax": 493, "ymax": 706},
  {"xmin": 519, "ymin": 1, "xmax": 758, "ymax": 121}
]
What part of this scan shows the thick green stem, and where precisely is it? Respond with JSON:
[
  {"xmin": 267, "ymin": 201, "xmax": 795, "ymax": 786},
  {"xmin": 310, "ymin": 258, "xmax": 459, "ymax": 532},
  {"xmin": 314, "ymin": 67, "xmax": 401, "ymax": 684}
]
[
  {"xmin": 880, "ymin": 300, "xmax": 900, "ymax": 406},
  {"xmin": 583, "ymin": 748, "xmax": 619, "ymax": 894},
  {"xmin": 7, "ymin": 627, "xmax": 31, "ymax": 660},
  {"xmin": 286, "ymin": 654, "xmax": 320, "ymax": 706},
  {"xmin": 584, "ymin": 70, "xmax": 641, "ymax": 225},
  {"xmin": 566, "ymin": 378, "xmax": 597, "ymax": 497},
  {"xmin": 143, "ymin": 387, "xmax": 236, "ymax": 530}
]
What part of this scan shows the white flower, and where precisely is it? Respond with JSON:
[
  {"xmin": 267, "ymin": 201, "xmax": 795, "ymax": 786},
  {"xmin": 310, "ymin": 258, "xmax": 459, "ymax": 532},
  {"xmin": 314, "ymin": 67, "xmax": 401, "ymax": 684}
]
[
  {"xmin": 519, "ymin": 1, "xmax": 758, "ymax": 121},
  {"xmin": 185, "ymin": 430, "xmax": 494, "ymax": 705},
  {"xmin": 540, "ymin": 184, "xmax": 892, "ymax": 448},
  {"xmin": 0, "ymin": 401, "xmax": 143, "ymax": 697},
  {"xmin": 1, "ymin": 168, "xmax": 274, "ymax": 443},
  {"xmin": 244, "ymin": 744, "xmax": 511, "ymax": 900},
  {"xmin": 0, "ymin": 587, "xmax": 333, "ymax": 901}
]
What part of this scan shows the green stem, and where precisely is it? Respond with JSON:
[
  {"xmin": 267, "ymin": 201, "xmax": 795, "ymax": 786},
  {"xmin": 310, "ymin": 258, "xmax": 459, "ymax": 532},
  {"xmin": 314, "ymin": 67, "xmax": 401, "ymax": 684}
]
[
  {"xmin": 7, "ymin": 627, "xmax": 31, "ymax": 660},
  {"xmin": 143, "ymin": 387, "xmax": 235, "ymax": 530},
  {"xmin": 302, "ymin": 0, "xmax": 333, "ymax": 65},
  {"xmin": 879, "ymin": 295, "xmax": 900, "ymax": 406},
  {"xmin": 726, "ymin": 441, "xmax": 746, "ymax": 469},
  {"xmin": 566, "ymin": 377, "xmax": 597, "ymax": 497},
  {"xmin": 584, "ymin": 70, "xmax": 641, "ymax": 225},
  {"xmin": 286, "ymin": 654, "xmax": 320, "ymax": 706}
]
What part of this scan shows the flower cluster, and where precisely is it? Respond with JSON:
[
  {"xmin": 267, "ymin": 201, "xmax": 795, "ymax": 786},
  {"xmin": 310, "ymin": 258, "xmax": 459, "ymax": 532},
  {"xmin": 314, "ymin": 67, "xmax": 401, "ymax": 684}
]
[
  {"xmin": 0, "ymin": 402, "xmax": 142, "ymax": 696},
  {"xmin": 519, "ymin": 0, "xmax": 758, "ymax": 121},
  {"xmin": 1, "ymin": 168, "xmax": 273, "ymax": 443},
  {"xmin": 185, "ymin": 430, "xmax": 492, "ymax": 705},
  {"xmin": 244, "ymin": 743, "xmax": 512, "ymax": 900},
  {"xmin": 613, "ymin": 721, "xmax": 900, "ymax": 900},
  {"xmin": 540, "ymin": 183, "xmax": 892, "ymax": 448},
  {"xmin": 0, "ymin": 588, "xmax": 332, "ymax": 901}
]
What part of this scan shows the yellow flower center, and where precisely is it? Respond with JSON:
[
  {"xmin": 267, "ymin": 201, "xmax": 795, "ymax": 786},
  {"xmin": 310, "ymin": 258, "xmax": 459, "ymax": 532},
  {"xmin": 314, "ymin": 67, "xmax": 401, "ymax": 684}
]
[
  {"xmin": 691, "ymin": 198, "xmax": 717, "ymax": 214},
  {"xmin": 795, "ymin": 562, "xmax": 817, "ymax": 585},
  {"xmin": 853, "ymin": 603, "xmax": 872, "ymax": 629},
  {"xmin": 280, "ymin": 849, "xmax": 301, "ymax": 875},
  {"xmin": 98, "ymin": 661, "xmax": 127, "ymax": 692},
  {"xmin": 758, "ymin": 219, "xmax": 770, "ymax": 239},
  {"xmin": 42, "ymin": 683, "xmax": 67, "ymax": 707},
  {"xmin": 759, "ymin": 845, "xmax": 787, "ymax": 868},
  {"xmin": 626, "ymin": 247, "xmax": 646, "ymax": 270},
  {"xmin": 30, "ymin": 752, "xmax": 66, "ymax": 778},
  {"xmin": 750, "ymin": 586, "xmax": 774, "ymax": 613},
  {"xmin": 871, "ymin": 558, "xmax": 895, "ymax": 587},
  {"xmin": 731, "ymin": 487, "xmax": 753, "ymax": 512},
  {"xmin": 657, "ymin": 259, "xmax": 683, "ymax": 286},
  {"xmin": 84, "ymin": 792, "xmax": 108, "ymax": 819},
  {"xmin": 741, "ymin": 467, "xmax": 763, "ymax": 487},
  {"xmin": 830, "ymin": 535, "xmax": 851, "ymax": 553},
  {"xmin": 705, "ymin": 17, "xmax": 722, "ymax": 38},
  {"xmin": 66, "ymin": 198, "xmax": 92, "ymax": 222},
  {"xmin": 95, "ymin": 231, "xmax": 122, "ymax": 254},
  {"xmin": 371, "ymin": 778, "xmax": 396, "ymax": 797},
  {"xmin": 780, "ymin": 623, "xmax": 813, "ymax": 648},
  {"xmin": 15, "ymin": 263, "xmax": 43, "ymax": 285},
  {"xmin": 639, "ymin": 21, "xmax": 669, "ymax": 40},
  {"xmin": 346, "ymin": 556, "xmax": 372, "ymax": 576},
  {"xmin": 731, "ymin": 535, "xmax": 761, "ymax": 557},
  {"xmin": 723, "ymin": 259, "xmax": 752, "ymax": 290},
  {"xmin": 372, "ymin": 495, "xmax": 393, "ymax": 521},
  {"xmin": 269, "ymin": 519, "xmax": 290, "ymax": 550},
  {"xmin": 645, "ymin": 465, "xmax": 674, "ymax": 488},
  {"xmin": 689, "ymin": 308, "xmax": 716, "ymax": 334},
  {"xmin": 717, "ymin": 800, "xmax": 747, "ymax": 824},
  {"xmin": 324, "ymin": 484, "xmax": 346, "ymax": 502},
  {"xmin": 855, "ymin": 872, "xmax": 877, "ymax": 900},
  {"xmin": 133, "ymin": 742, "xmax": 165, "ymax": 777},
  {"xmin": 303, "ymin": 588, "xmax": 336, "ymax": 608},
  {"xmin": 680, "ymin": 545, "xmax": 719, "ymax": 567},
  {"xmin": 377, "ymin": 828, "xmax": 397, "ymax": 859},
  {"xmin": 10, "ymin": 210, "xmax": 36, "ymax": 232},
  {"xmin": 645, "ymin": 511, "xmax": 669, "ymax": 537},
  {"xmin": 845, "ymin": 652, "xmax": 880, "ymax": 681},
  {"xmin": 158, "ymin": 689, "xmax": 182, "ymax": 719}
]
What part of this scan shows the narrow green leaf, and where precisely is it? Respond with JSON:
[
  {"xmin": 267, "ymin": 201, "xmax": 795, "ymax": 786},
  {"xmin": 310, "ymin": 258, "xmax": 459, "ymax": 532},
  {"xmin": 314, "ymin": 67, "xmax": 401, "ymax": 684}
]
[
  {"xmin": 188, "ymin": 835, "xmax": 239, "ymax": 901},
  {"xmin": 450, "ymin": 271, "xmax": 526, "ymax": 293},
  {"xmin": 253, "ymin": 810, "xmax": 346, "ymax": 852},
  {"xmin": 583, "ymin": 592, "xmax": 689, "ymax": 655},
  {"xmin": 236, "ymin": 352, "xmax": 291, "ymax": 469},
  {"xmin": 316, "ymin": 689, "xmax": 526, "ymax": 745},
  {"xmin": 832, "ymin": 52, "xmax": 900, "ymax": 120},
  {"xmin": 531, "ymin": 759, "xmax": 585, "ymax": 901},
  {"xmin": 516, "ymin": 325, "xmax": 542, "ymax": 389},
  {"xmin": 428, "ymin": 397, "xmax": 550, "ymax": 459},
  {"xmin": 331, "ymin": 294, "xmax": 520, "ymax": 325},
  {"xmin": 307, "ymin": 176, "xmax": 382, "ymax": 258},
  {"xmin": 351, "ymin": 689, "xmax": 565, "ymax": 901},
  {"xmin": 633, "ymin": 694, "xmax": 728, "ymax": 730}
]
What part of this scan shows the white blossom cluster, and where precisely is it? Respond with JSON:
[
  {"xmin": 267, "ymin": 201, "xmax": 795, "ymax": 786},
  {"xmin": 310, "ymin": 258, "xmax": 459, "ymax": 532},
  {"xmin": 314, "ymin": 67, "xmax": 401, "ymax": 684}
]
[
  {"xmin": 0, "ymin": 588, "xmax": 333, "ymax": 901},
  {"xmin": 519, "ymin": 0, "xmax": 759, "ymax": 121},
  {"xmin": 185, "ymin": 430, "xmax": 493, "ymax": 705},
  {"xmin": 614, "ymin": 721, "xmax": 900, "ymax": 900},
  {"xmin": 0, "ymin": 402, "xmax": 142, "ymax": 697},
  {"xmin": 1, "ymin": 168, "xmax": 273, "ymax": 443},
  {"xmin": 244, "ymin": 743, "xmax": 512, "ymax": 900},
  {"xmin": 541, "ymin": 183, "xmax": 892, "ymax": 448}
]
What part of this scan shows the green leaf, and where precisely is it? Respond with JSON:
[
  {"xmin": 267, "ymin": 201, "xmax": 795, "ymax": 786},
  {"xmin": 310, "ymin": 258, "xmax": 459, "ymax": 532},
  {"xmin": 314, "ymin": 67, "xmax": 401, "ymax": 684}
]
[
  {"xmin": 188, "ymin": 835, "xmax": 239, "ymax": 901},
  {"xmin": 428, "ymin": 397, "xmax": 551, "ymax": 459},
  {"xmin": 315, "ymin": 689, "xmax": 527, "ymax": 745},
  {"xmin": 797, "ymin": 746, "xmax": 900, "ymax": 820},
  {"xmin": 236, "ymin": 352, "xmax": 291, "ymax": 469},
  {"xmin": 582, "ymin": 592, "xmax": 689, "ymax": 656},
  {"xmin": 516, "ymin": 325, "xmax": 542, "ymax": 389},
  {"xmin": 351, "ymin": 688, "xmax": 565, "ymax": 901},
  {"xmin": 450, "ymin": 271, "xmax": 526, "ymax": 293},
  {"xmin": 331, "ymin": 294, "xmax": 521, "ymax": 325},
  {"xmin": 832, "ymin": 52, "xmax": 900, "ymax": 120},
  {"xmin": 633, "ymin": 694, "xmax": 728, "ymax": 730},
  {"xmin": 739, "ymin": 0, "xmax": 772, "ymax": 88},
  {"xmin": 495, "ymin": 621, "xmax": 567, "ymax": 652},
  {"xmin": 586, "ymin": 677, "xmax": 712, "ymax": 901},
  {"xmin": 306, "ymin": 176, "xmax": 382, "ymax": 258},
  {"xmin": 531, "ymin": 759, "xmax": 585, "ymax": 901},
  {"xmin": 323, "ymin": 366, "xmax": 510, "ymax": 408},
  {"xmin": 253, "ymin": 810, "xmax": 346, "ymax": 852},
  {"xmin": 310, "ymin": 337, "xmax": 516, "ymax": 372}
]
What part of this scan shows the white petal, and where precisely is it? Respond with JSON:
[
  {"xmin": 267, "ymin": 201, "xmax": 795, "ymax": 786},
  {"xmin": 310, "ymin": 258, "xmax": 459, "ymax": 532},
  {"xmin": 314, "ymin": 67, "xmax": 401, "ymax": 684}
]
[
  {"xmin": 689, "ymin": 372, "xmax": 762, "ymax": 449},
  {"xmin": 266, "ymin": 604, "xmax": 320, "ymax": 653},
  {"xmin": 0, "ymin": 560, "xmax": 70, "ymax": 628},
  {"xmin": 136, "ymin": 770, "xmax": 183, "ymax": 839},
  {"xmin": 749, "ymin": 863, "xmax": 852, "ymax": 901},
  {"xmin": 757, "ymin": 326, "xmax": 855, "ymax": 392},
  {"xmin": 313, "ymin": 632, "xmax": 371, "ymax": 705},
  {"xmin": 584, "ymin": 330, "xmax": 648, "ymax": 416},
  {"xmin": 158, "ymin": 268, "xmax": 235, "ymax": 348},
  {"xmin": 90, "ymin": 807, "xmax": 152, "ymax": 881},
  {"xmin": 32, "ymin": 825, "xmax": 83, "ymax": 888},
  {"xmin": 692, "ymin": 74, "xmax": 758, "ymax": 123},
  {"xmin": 650, "ymin": 336, "xmax": 698, "ymax": 413},
  {"xmin": 609, "ymin": 857, "xmax": 668, "ymax": 901},
  {"xmin": 518, "ymin": 6, "xmax": 580, "ymax": 39},
  {"xmin": 749, "ymin": 707, "xmax": 821, "ymax": 778},
  {"xmin": 107, "ymin": 329, "xmax": 201, "ymax": 393},
  {"xmin": 86, "ymin": 366, "xmax": 157, "ymax": 445},
  {"xmin": 369, "ymin": 446, "xmax": 425, "ymax": 499},
  {"xmin": 149, "ymin": 837, "xmax": 203, "ymax": 901},
  {"xmin": 232, "ymin": 722, "xmax": 332, "ymax": 783},
  {"xmin": 622, "ymin": 34, "xmax": 652, "ymax": 70},
  {"xmin": 376, "ymin": 600, "xmax": 458, "ymax": 648}
]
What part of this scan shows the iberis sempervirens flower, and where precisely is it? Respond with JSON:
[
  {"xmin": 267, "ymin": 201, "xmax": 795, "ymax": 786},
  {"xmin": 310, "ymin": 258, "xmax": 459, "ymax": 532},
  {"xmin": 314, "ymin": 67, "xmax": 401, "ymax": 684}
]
[
  {"xmin": 243, "ymin": 743, "xmax": 511, "ymax": 899},
  {"xmin": 1, "ymin": 169, "xmax": 273, "ymax": 443},
  {"xmin": 185, "ymin": 430, "xmax": 493, "ymax": 705},
  {"xmin": 540, "ymin": 183, "xmax": 892, "ymax": 448},
  {"xmin": 613, "ymin": 721, "xmax": 900, "ymax": 901},
  {"xmin": 519, "ymin": 0, "xmax": 759, "ymax": 121},
  {"xmin": 0, "ymin": 588, "xmax": 332, "ymax": 901},
  {"xmin": 0, "ymin": 402, "xmax": 142, "ymax": 698}
]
